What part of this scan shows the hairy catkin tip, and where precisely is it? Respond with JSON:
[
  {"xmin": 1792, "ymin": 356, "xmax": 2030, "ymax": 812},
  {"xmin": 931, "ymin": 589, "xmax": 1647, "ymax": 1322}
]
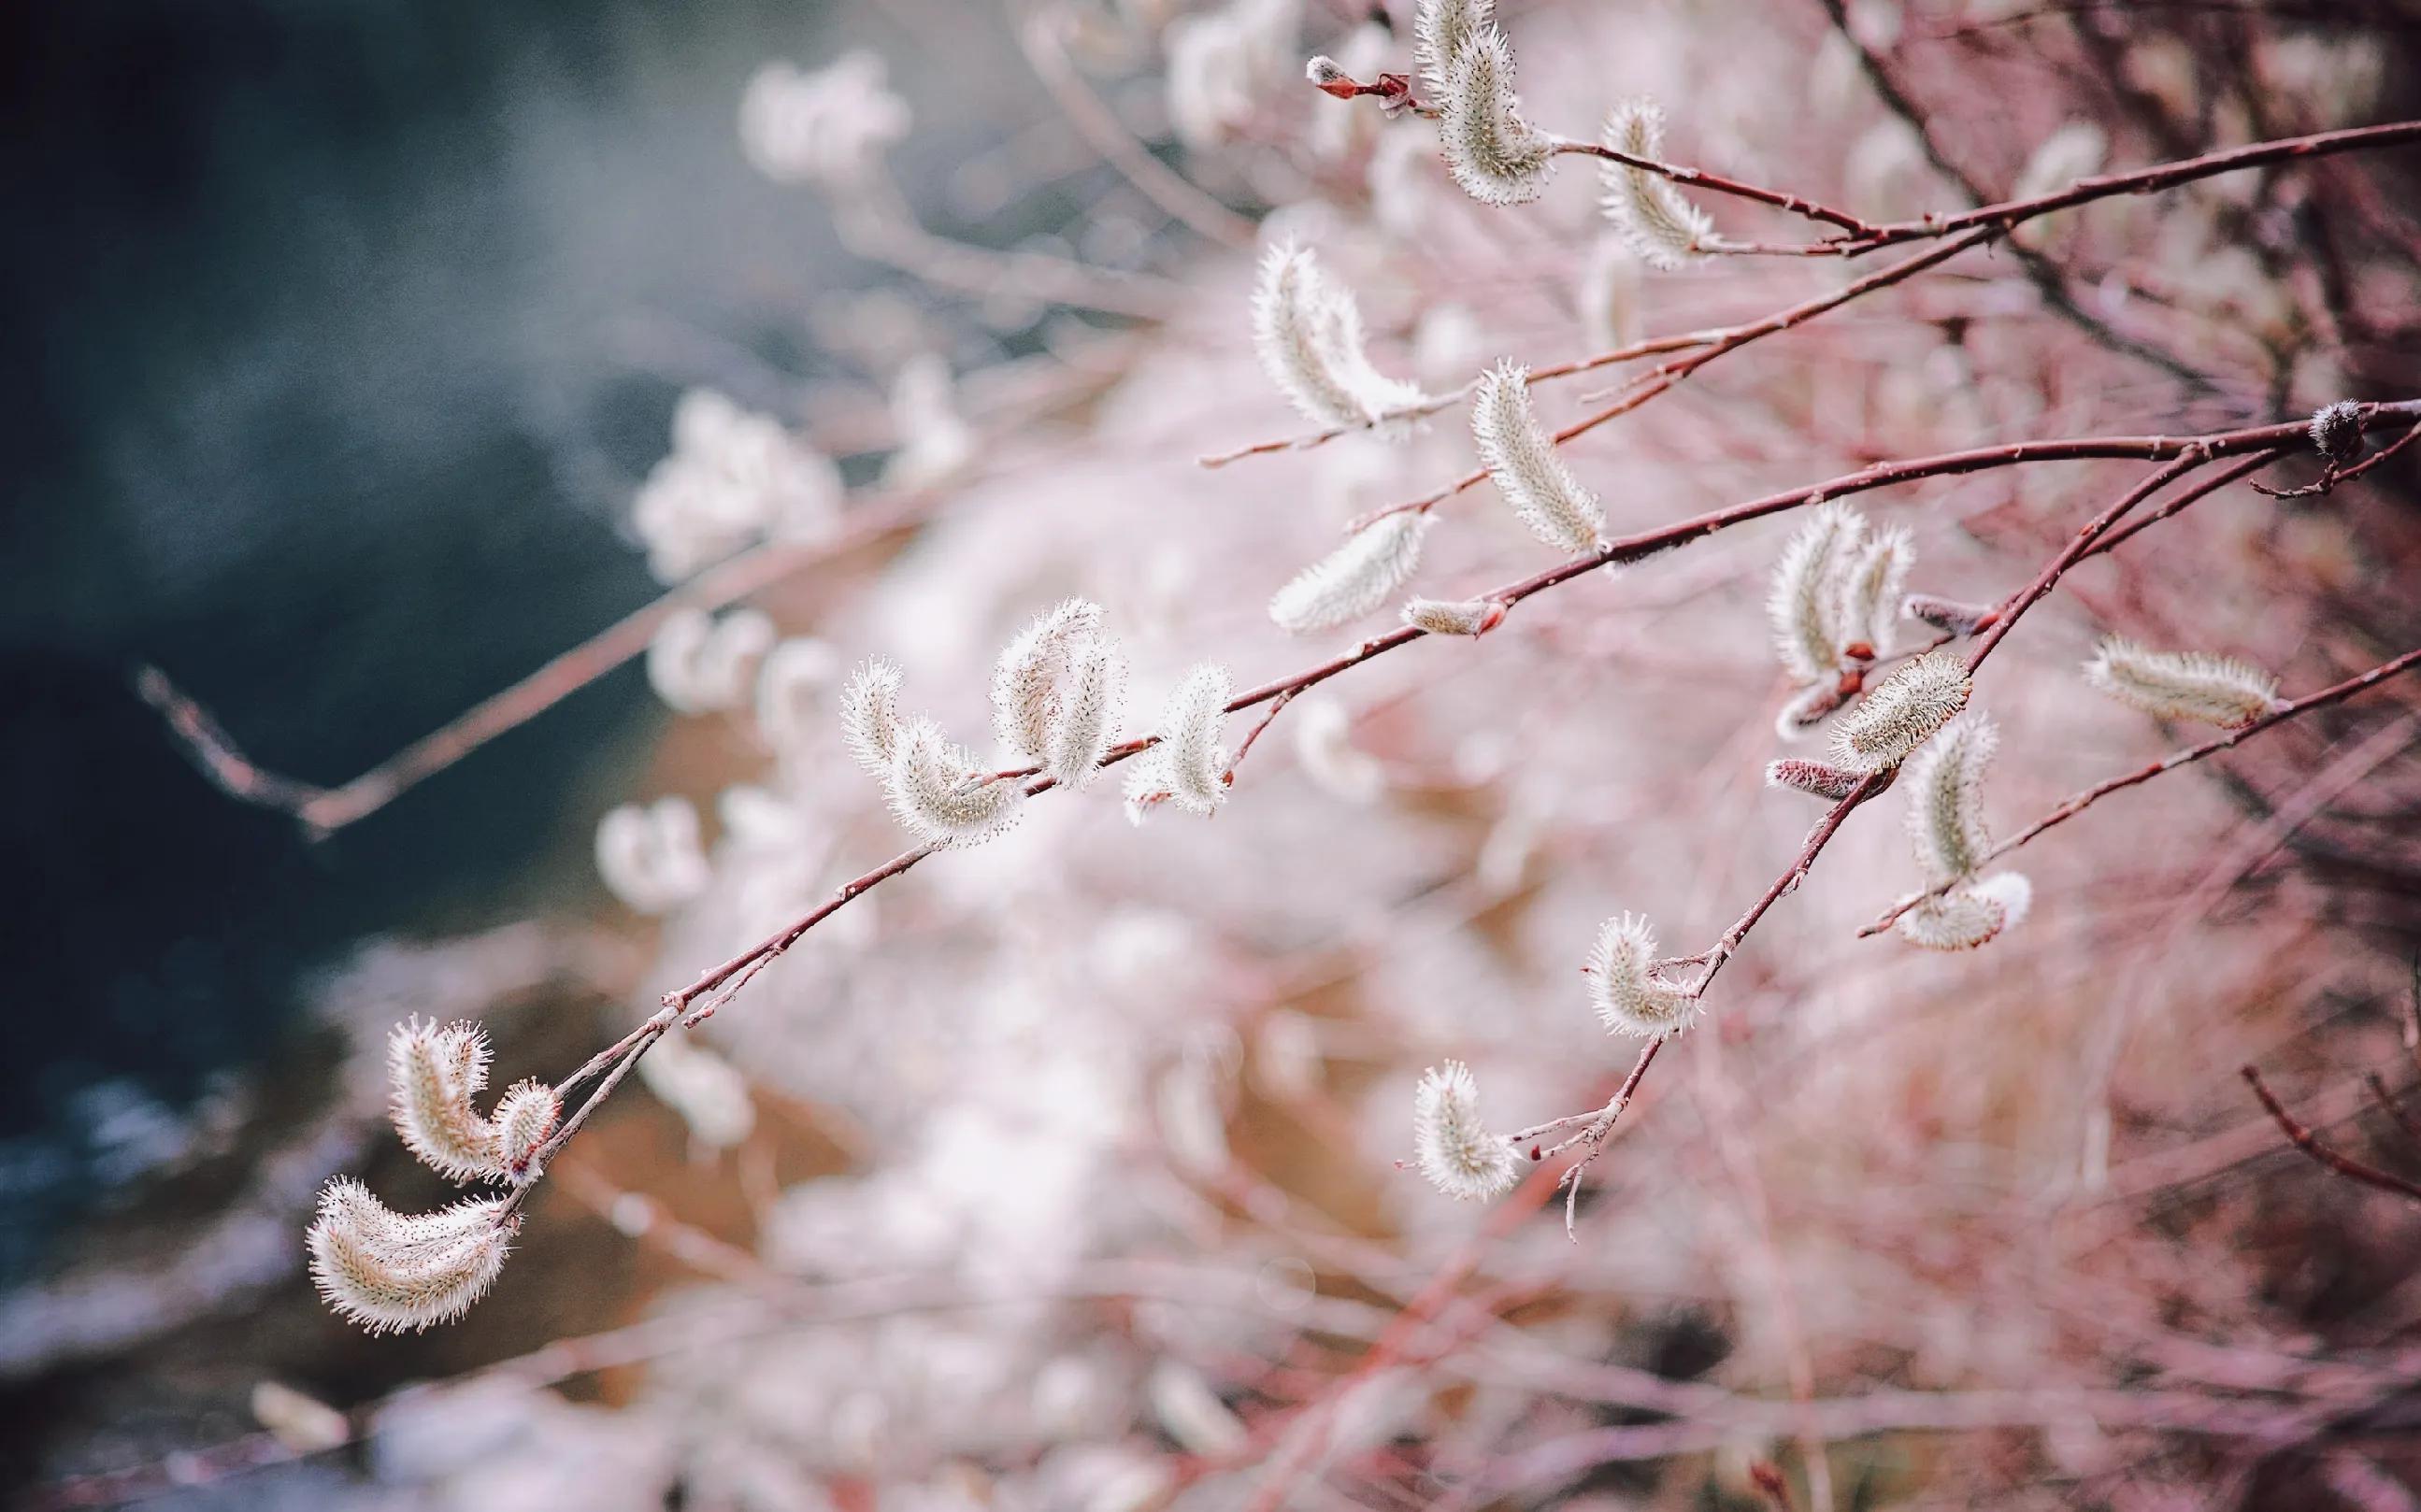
[
  {"xmin": 1830, "ymin": 651, "xmax": 1971, "ymax": 771},
  {"xmin": 1402, "ymin": 596, "xmax": 1506, "ymax": 636},
  {"xmin": 307, "ymin": 1180, "xmax": 515, "ymax": 1334},
  {"xmin": 1597, "ymin": 98, "xmax": 1713, "ymax": 271},
  {"xmin": 2082, "ymin": 637, "xmax": 2280, "ymax": 728},
  {"xmin": 388, "ymin": 1019, "xmax": 503, "ymax": 1184},
  {"xmin": 1412, "ymin": 1061, "xmax": 1521, "ymax": 1201},
  {"xmin": 1766, "ymin": 758, "xmax": 1865, "ymax": 801},
  {"xmin": 1471, "ymin": 360, "xmax": 1603, "ymax": 554},
  {"xmin": 1413, "ymin": 0, "xmax": 1494, "ymax": 100},
  {"xmin": 991, "ymin": 598, "xmax": 1107, "ymax": 763},
  {"xmin": 1127, "ymin": 662, "xmax": 1235, "ymax": 820},
  {"xmin": 1306, "ymin": 54, "xmax": 1348, "ymax": 86},
  {"xmin": 1270, "ymin": 513, "xmax": 1433, "ymax": 633},
  {"xmin": 1896, "ymin": 872, "xmax": 2032, "ymax": 951},
  {"xmin": 1439, "ymin": 29, "xmax": 1552, "ymax": 207},
  {"xmin": 2311, "ymin": 400, "xmax": 2364, "ymax": 466},
  {"xmin": 1586, "ymin": 913, "xmax": 1699, "ymax": 1039}
]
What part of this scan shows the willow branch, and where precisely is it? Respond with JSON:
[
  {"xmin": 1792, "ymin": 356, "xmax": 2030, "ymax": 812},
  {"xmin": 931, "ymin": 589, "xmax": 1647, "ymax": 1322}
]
[{"xmin": 2242, "ymin": 1064, "xmax": 2421, "ymax": 1203}]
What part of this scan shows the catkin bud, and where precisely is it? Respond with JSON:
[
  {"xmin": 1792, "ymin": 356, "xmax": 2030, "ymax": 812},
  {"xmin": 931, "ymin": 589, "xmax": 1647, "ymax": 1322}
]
[
  {"xmin": 595, "ymin": 796, "xmax": 713, "ymax": 916},
  {"xmin": 1774, "ymin": 678, "xmax": 1854, "ymax": 741},
  {"xmin": 1252, "ymin": 243, "xmax": 1428, "ymax": 431},
  {"xmin": 1895, "ymin": 872, "xmax": 2032, "ymax": 951},
  {"xmin": 1412, "ymin": 1061, "xmax": 1521, "ymax": 1201},
  {"xmin": 1841, "ymin": 526, "xmax": 1915, "ymax": 658},
  {"xmin": 1902, "ymin": 594, "xmax": 1997, "ymax": 638},
  {"xmin": 1830, "ymin": 651, "xmax": 1971, "ymax": 771},
  {"xmin": 1044, "ymin": 635, "xmax": 1126, "ymax": 791},
  {"xmin": 1903, "ymin": 712, "xmax": 1997, "ymax": 885},
  {"xmin": 1471, "ymin": 360, "xmax": 1603, "ymax": 554},
  {"xmin": 307, "ymin": 1180, "xmax": 516, "ymax": 1334},
  {"xmin": 388, "ymin": 1019, "xmax": 501, "ymax": 1184},
  {"xmin": 2082, "ymin": 637, "xmax": 2280, "ymax": 728},
  {"xmin": 1438, "ymin": 29, "xmax": 1553, "ymax": 207},
  {"xmin": 1586, "ymin": 913, "xmax": 1699, "ymax": 1039},
  {"xmin": 1597, "ymin": 98, "xmax": 1713, "ymax": 270},
  {"xmin": 1766, "ymin": 758, "xmax": 1866, "ymax": 801},
  {"xmin": 1402, "ymin": 596, "xmax": 1507, "ymax": 636},
  {"xmin": 2310, "ymin": 400, "xmax": 2364, "ymax": 466},
  {"xmin": 1270, "ymin": 513, "xmax": 1434, "ymax": 633},
  {"xmin": 1305, "ymin": 54, "xmax": 1349, "ymax": 87}
]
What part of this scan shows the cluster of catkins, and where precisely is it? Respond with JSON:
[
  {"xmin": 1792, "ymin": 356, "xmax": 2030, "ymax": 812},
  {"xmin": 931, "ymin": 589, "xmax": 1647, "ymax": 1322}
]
[{"xmin": 306, "ymin": 1021, "xmax": 561, "ymax": 1333}]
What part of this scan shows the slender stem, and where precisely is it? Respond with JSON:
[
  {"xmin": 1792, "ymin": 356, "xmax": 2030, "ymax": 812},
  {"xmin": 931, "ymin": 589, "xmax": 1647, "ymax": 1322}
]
[
  {"xmin": 2242, "ymin": 1064, "xmax": 2421, "ymax": 1203},
  {"xmin": 1860, "ymin": 648, "xmax": 2421, "ymax": 936},
  {"xmin": 1544, "ymin": 137, "xmax": 1881, "ymax": 236}
]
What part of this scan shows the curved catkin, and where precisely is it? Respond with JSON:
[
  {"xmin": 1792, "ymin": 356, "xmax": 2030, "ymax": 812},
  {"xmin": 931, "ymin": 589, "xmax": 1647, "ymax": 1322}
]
[
  {"xmin": 307, "ymin": 1180, "xmax": 516, "ymax": 1335},
  {"xmin": 2310, "ymin": 400, "xmax": 2364, "ymax": 466},
  {"xmin": 1903, "ymin": 712, "xmax": 1998, "ymax": 885},
  {"xmin": 1471, "ymin": 361, "xmax": 1603, "ymax": 554},
  {"xmin": 1831, "ymin": 651, "xmax": 1971, "ymax": 771},
  {"xmin": 1269, "ymin": 513, "xmax": 1434, "ymax": 633},
  {"xmin": 1597, "ymin": 98, "xmax": 1713, "ymax": 269},
  {"xmin": 991, "ymin": 598, "xmax": 1107, "ymax": 763},
  {"xmin": 1897, "ymin": 872, "xmax": 2032, "ymax": 951},
  {"xmin": 388, "ymin": 1020, "xmax": 502, "ymax": 1184},
  {"xmin": 884, "ymin": 719, "xmax": 1024, "ymax": 847},
  {"xmin": 1402, "ymin": 596, "xmax": 1506, "ymax": 636},
  {"xmin": 1158, "ymin": 663, "xmax": 1236, "ymax": 815},
  {"xmin": 2083, "ymin": 637, "xmax": 2280, "ymax": 728},
  {"xmin": 1439, "ymin": 30, "xmax": 1553, "ymax": 207},
  {"xmin": 1252, "ymin": 243, "xmax": 1427, "ymax": 431},
  {"xmin": 492, "ymin": 1081, "xmax": 562, "ymax": 1185},
  {"xmin": 839, "ymin": 659, "xmax": 907, "ymax": 778},
  {"xmin": 1585, "ymin": 913, "xmax": 1699, "ymax": 1040},
  {"xmin": 1768, "ymin": 502, "xmax": 1865, "ymax": 685},
  {"xmin": 1412, "ymin": 1061, "xmax": 1521, "ymax": 1201}
]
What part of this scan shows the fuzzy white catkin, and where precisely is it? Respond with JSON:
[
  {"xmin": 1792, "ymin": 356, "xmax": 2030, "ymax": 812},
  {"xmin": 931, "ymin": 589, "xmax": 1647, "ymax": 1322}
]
[
  {"xmin": 1597, "ymin": 99, "xmax": 1714, "ymax": 269},
  {"xmin": 1768, "ymin": 502, "xmax": 1864, "ymax": 684},
  {"xmin": 1045, "ymin": 635, "xmax": 1127, "ymax": 791},
  {"xmin": 839, "ymin": 659, "xmax": 906, "ymax": 778},
  {"xmin": 1412, "ymin": 1061, "xmax": 1521, "ymax": 1201},
  {"xmin": 491, "ymin": 1081, "xmax": 561, "ymax": 1184},
  {"xmin": 2311, "ymin": 400, "xmax": 2364, "ymax": 465},
  {"xmin": 1269, "ymin": 513, "xmax": 1434, "ymax": 632},
  {"xmin": 1897, "ymin": 872, "xmax": 2032, "ymax": 951},
  {"xmin": 388, "ymin": 1019, "xmax": 501, "ymax": 1184},
  {"xmin": 1251, "ymin": 243, "xmax": 1427, "ymax": 431},
  {"xmin": 993, "ymin": 599, "xmax": 1108, "ymax": 763},
  {"xmin": 2082, "ymin": 637, "xmax": 2280, "ymax": 728},
  {"xmin": 647, "ymin": 606, "xmax": 777, "ymax": 715},
  {"xmin": 1471, "ymin": 360, "xmax": 1603, "ymax": 554},
  {"xmin": 1904, "ymin": 712, "xmax": 1998, "ymax": 885},
  {"xmin": 595, "ymin": 796, "xmax": 713, "ymax": 915},
  {"xmin": 1402, "ymin": 596, "xmax": 1504, "ymax": 636},
  {"xmin": 634, "ymin": 391, "xmax": 842, "ymax": 583},
  {"xmin": 1831, "ymin": 651, "xmax": 1971, "ymax": 771},
  {"xmin": 1586, "ymin": 913, "xmax": 1699, "ymax": 1039},
  {"xmin": 883, "ymin": 718, "xmax": 1024, "ymax": 847},
  {"xmin": 1841, "ymin": 526, "xmax": 1914, "ymax": 657},
  {"xmin": 307, "ymin": 1180, "xmax": 515, "ymax": 1334},
  {"xmin": 1439, "ymin": 29, "xmax": 1553, "ymax": 207},
  {"xmin": 1125, "ymin": 663, "xmax": 1234, "ymax": 819}
]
